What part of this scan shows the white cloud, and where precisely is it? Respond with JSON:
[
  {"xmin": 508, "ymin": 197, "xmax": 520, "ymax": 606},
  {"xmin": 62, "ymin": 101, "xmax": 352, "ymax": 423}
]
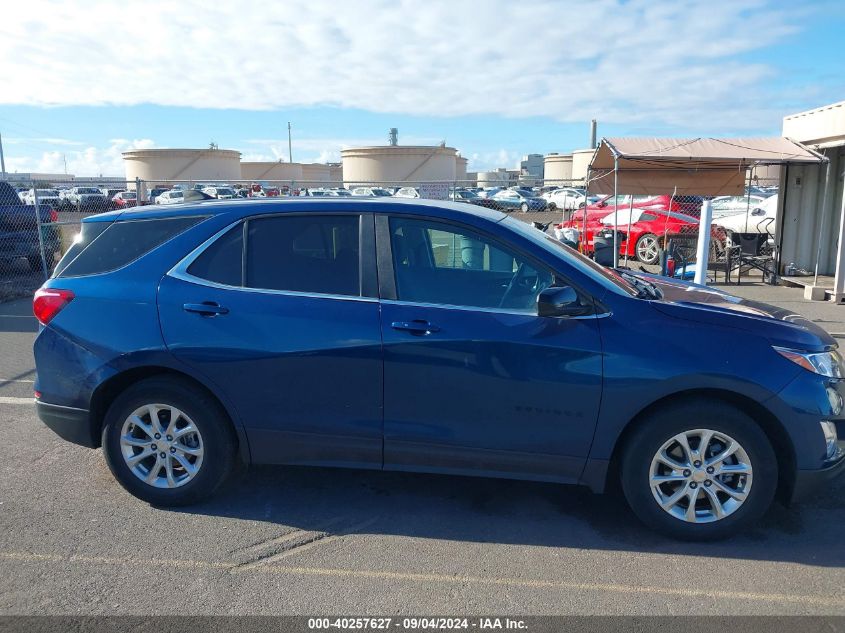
[
  {"xmin": 0, "ymin": 0, "xmax": 804, "ymax": 130},
  {"xmin": 5, "ymin": 139, "xmax": 155, "ymax": 177}
]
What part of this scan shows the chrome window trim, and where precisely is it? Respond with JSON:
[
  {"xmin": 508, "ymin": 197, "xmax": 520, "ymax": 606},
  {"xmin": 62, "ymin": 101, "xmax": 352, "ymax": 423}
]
[
  {"xmin": 380, "ymin": 298, "xmax": 610, "ymax": 320},
  {"xmin": 167, "ymin": 219, "xmax": 377, "ymax": 304}
]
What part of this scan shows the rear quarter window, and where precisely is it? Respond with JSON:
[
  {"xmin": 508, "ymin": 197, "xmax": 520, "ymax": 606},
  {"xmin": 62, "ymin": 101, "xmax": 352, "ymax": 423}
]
[{"xmin": 56, "ymin": 216, "xmax": 203, "ymax": 278}]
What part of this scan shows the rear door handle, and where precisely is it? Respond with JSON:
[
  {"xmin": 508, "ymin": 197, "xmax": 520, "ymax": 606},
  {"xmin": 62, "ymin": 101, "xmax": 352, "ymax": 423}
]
[
  {"xmin": 391, "ymin": 320, "xmax": 440, "ymax": 335},
  {"xmin": 183, "ymin": 302, "xmax": 229, "ymax": 316}
]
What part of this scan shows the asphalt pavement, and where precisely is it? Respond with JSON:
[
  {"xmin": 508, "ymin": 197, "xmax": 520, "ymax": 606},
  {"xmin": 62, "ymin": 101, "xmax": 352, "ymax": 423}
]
[{"xmin": 0, "ymin": 289, "xmax": 844, "ymax": 615}]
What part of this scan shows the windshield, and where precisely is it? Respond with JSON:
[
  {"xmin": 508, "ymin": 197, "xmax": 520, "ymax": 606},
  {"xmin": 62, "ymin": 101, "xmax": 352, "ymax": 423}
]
[
  {"xmin": 123, "ymin": 192, "xmax": 136, "ymax": 199},
  {"xmin": 501, "ymin": 216, "xmax": 639, "ymax": 298},
  {"xmin": 78, "ymin": 188, "xmax": 100, "ymax": 194},
  {"xmin": 216, "ymin": 188, "xmax": 235, "ymax": 195},
  {"xmin": 37, "ymin": 189, "xmax": 58, "ymax": 196},
  {"xmin": 372, "ymin": 189, "xmax": 392, "ymax": 196}
]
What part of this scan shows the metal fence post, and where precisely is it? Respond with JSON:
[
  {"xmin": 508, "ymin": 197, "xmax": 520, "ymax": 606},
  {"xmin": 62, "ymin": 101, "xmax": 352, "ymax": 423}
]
[
  {"xmin": 32, "ymin": 185, "xmax": 49, "ymax": 280},
  {"xmin": 694, "ymin": 199, "xmax": 713, "ymax": 286}
]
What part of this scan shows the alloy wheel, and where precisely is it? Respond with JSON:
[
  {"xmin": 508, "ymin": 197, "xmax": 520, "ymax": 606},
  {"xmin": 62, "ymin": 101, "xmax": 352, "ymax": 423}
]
[
  {"xmin": 119, "ymin": 404, "xmax": 204, "ymax": 489},
  {"xmin": 649, "ymin": 428, "xmax": 753, "ymax": 523},
  {"xmin": 637, "ymin": 235, "xmax": 660, "ymax": 264}
]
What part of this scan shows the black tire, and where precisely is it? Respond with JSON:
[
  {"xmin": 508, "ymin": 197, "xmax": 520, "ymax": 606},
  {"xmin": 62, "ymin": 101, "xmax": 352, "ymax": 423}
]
[
  {"xmin": 635, "ymin": 233, "xmax": 661, "ymax": 265},
  {"xmin": 520, "ymin": 202, "xmax": 529, "ymax": 213},
  {"xmin": 620, "ymin": 400, "xmax": 777, "ymax": 540},
  {"xmin": 547, "ymin": 202, "xmax": 557, "ymax": 211},
  {"xmin": 102, "ymin": 376, "xmax": 237, "ymax": 506}
]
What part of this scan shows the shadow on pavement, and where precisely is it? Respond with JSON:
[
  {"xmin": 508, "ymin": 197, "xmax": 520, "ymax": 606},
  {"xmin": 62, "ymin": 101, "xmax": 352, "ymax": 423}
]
[{"xmin": 173, "ymin": 461, "xmax": 845, "ymax": 568}]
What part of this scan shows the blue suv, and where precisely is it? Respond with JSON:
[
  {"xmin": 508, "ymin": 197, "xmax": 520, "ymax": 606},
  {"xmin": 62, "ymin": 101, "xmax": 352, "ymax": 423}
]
[{"xmin": 33, "ymin": 199, "xmax": 844, "ymax": 539}]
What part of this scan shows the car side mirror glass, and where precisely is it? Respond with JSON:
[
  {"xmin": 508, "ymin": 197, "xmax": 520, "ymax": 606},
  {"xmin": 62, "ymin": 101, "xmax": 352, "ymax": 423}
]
[{"xmin": 537, "ymin": 286, "xmax": 591, "ymax": 318}]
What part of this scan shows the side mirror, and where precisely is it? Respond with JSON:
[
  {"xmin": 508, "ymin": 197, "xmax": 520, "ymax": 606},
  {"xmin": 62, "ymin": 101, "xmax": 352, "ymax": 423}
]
[{"xmin": 537, "ymin": 286, "xmax": 591, "ymax": 318}]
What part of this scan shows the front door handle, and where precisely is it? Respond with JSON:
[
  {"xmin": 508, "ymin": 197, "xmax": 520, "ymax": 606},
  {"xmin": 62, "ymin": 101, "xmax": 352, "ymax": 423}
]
[
  {"xmin": 183, "ymin": 302, "xmax": 229, "ymax": 316},
  {"xmin": 391, "ymin": 320, "xmax": 440, "ymax": 335}
]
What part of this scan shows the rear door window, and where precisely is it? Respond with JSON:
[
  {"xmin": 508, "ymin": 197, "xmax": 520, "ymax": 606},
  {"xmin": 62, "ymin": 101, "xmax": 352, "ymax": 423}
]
[
  {"xmin": 186, "ymin": 224, "xmax": 244, "ymax": 286},
  {"xmin": 245, "ymin": 215, "xmax": 361, "ymax": 296}
]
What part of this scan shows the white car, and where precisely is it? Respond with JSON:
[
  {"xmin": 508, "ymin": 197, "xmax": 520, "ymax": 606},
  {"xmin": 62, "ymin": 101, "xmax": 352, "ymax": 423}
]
[
  {"xmin": 715, "ymin": 195, "xmax": 778, "ymax": 235},
  {"xmin": 21, "ymin": 188, "xmax": 61, "ymax": 206},
  {"xmin": 393, "ymin": 187, "xmax": 419, "ymax": 198},
  {"xmin": 351, "ymin": 187, "xmax": 393, "ymax": 197},
  {"xmin": 203, "ymin": 186, "xmax": 237, "ymax": 199},
  {"xmin": 543, "ymin": 187, "xmax": 592, "ymax": 210},
  {"xmin": 709, "ymin": 194, "xmax": 770, "ymax": 219},
  {"xmin": 155, "ymin": 190, "xmax": 185, "ymax": 205}
]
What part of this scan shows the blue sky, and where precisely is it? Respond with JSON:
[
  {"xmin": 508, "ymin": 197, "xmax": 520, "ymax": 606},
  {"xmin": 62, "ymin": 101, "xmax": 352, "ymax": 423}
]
[{"xmin": 0, "ymin": 0, "xmax": 843, "ymax": 176}]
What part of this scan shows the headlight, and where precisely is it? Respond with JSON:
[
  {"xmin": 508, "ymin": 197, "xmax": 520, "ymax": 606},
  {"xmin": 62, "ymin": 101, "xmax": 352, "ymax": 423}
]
[{"xmin": 774, "ymin": 347, "xmax": 845, "ymax": 378}]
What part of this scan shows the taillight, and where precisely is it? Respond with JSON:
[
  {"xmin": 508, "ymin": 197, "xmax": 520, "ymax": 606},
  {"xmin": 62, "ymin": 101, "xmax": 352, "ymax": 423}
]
[
  {"xmin": 50, "ymin": 209, "xmax": 58, "ymax": 222},
  {"xmin": 33, "ymin": 288, "xmax": 74, "ymax": 325}
]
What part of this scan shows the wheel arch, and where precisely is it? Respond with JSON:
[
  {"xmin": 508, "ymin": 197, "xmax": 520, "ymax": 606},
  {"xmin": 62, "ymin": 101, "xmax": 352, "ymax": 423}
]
[
  {"xmin": 603, "ymin": 388, "xmax": 796, "ymax": 503},
  {"xmin": 88, "ymin": 366, "xmax": 250, "ymax": 464}
]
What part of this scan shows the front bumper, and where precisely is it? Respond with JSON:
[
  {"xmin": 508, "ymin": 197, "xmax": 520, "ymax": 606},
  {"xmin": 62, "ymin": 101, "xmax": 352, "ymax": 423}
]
[
  {"xmin": 791, "ymin": 450, "xmax": 845, "ymax": 502},
  {"xmin": 36, "ymin": 400, "xmax": 96, "ymax": 448}
]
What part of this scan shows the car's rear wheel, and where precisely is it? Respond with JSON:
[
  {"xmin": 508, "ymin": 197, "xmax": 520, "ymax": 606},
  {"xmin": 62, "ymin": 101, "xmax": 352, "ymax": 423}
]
[
  {"xmin": 547, "ymin": 202, "xmax": 557, "ymax": 211},
  {"xmin": 635, "ymin": 233, "xmax": 661, "ymax": 264},
  {"xmin": 102, "ymin": 377, "xmax": 236, "ymax": 506},
  {"xmin": 620, "ymin": 401, "xmax": 777, "ymax": 540}
]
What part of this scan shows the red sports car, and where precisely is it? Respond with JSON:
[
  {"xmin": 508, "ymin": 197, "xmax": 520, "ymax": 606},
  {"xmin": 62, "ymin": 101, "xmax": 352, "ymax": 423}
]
[{"xmin": 559, "ymin": 207, "xmax": 721, "ymax": 265}]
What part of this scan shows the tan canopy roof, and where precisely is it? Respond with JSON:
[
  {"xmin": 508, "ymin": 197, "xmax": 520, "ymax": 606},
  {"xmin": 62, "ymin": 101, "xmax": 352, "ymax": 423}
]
[{"xmin": 587, "ymin": 137, "xmax": 826, "ymax": 196}]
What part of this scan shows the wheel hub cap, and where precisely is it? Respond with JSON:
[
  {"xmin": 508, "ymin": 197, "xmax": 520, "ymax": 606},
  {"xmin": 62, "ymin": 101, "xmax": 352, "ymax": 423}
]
[
  {"xmin": 649, "ymin": 428, "xmax": 753, "ymax": 523},
  {"xmin": 119, "ymin": 404, "xmax": 204, "ymax": 489}
]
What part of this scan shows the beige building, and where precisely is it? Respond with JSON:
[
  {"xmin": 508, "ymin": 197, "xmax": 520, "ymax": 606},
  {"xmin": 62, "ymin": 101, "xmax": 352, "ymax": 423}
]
[
  {"xmin": 341, "ymin": 145, "xmax": 458, "ymax": 185},
  {"xmin": 543, "ymin": 153, "xmax": 573, "ymax": 184},
  {"xmin": 123, "ymin": 148, "xmax": 241, "ymax": 185}
]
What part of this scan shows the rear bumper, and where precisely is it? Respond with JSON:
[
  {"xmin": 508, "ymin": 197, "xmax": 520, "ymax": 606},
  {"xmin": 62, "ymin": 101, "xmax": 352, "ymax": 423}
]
[
  {"xmin": 36, "ymin": 400, "xmax": 96, "ymax": 448},
  {"xmin": 790, "ymin": 451, "xmax": 845, "ymax": 503}
]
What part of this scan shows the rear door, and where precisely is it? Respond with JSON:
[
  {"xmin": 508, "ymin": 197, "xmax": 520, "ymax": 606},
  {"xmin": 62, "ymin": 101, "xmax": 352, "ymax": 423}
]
[{"xmin": 157, "ymin": 212, "xmax": 384, "ymax": 468}]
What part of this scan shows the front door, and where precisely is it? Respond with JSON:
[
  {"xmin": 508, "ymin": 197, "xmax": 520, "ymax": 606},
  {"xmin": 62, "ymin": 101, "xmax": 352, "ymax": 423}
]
[
  {"xmin": 378, "ymin": 215, "xmax": 603, "ymax": 483},
  {"xmin": 158, "ymin": 212, "xmax": 383, "ymax": 468}
]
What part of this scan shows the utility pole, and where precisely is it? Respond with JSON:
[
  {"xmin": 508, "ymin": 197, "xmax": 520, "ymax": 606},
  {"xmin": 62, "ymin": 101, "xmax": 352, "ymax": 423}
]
[
  {"xmin": 287, "ymin": 122, "xmax": 293, "ymax": 163},
  {"xmin": 0, "ymin": 132, "xmax": 6, "ymax": 178}
]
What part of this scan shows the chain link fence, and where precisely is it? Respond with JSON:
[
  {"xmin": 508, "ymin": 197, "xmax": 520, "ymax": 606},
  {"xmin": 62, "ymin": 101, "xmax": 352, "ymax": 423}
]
[{"xmin": 0, "ymin": 175, "xmax": 780, "ymax": 300}]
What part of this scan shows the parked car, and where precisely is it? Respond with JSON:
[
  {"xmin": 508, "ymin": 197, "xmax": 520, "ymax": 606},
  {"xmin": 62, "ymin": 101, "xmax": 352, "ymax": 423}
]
[
  {"xmin": 62, "ymin": 186, "xmax": 107, "ymax": 211},
  {"xmin": 21, "ymin": 189, "xmax": 62, "ymax": 208},
  {"xmin": 559, "ymin": 207, "xmax": 719, "ymax": 265},
  {"xmin": 202, "ymin": 187, "xmax": 237, "ymax": 200},
  {"xmin": 710, "ymin": 195, "xmax": 770, "ymax": 220},
  {"xmin": 0, "ymin": 181, "xmax": 60, "ymax": 271},
  {"xmin": 451, "ymin": 189, "xmax": 502, "ymax": 211},
  {"xmin": 584, "ymin": 194, "xmax": 704, "ymax": 218},
  {"xmin": 111, "ymin": 191, "xmax": 138, "ymax": 208},
  {"xmin": 492, "ymin": 189, "xmax": 547, "ymax": 212},
  {"xmin": 32, "ymin": 198, "xmax": 845, "ymax": 540},
  {"xmin": 543, "ymin": 188, "xmax": 601, "ymax": 211},
  {"xmin": 394, "ymin": 187, "xmax": 420, "ymax": 199},
  {"xmin": 477, "ymin": 187, "xmax": 505, "ymax": 199},
  {"xmin": 717, "ymin": 195, "xmax": 778, "ymax": 236},
  {"xmin": 148, "ymin": 188, "xmax": 170, "ymax": 204},
  {"xmin": 155, "ymin": 190, "xmax": 188, "ymax": 205},
  {"xmin": 351, "ymin": 187, "xmax": 393, "ymax": 197}
]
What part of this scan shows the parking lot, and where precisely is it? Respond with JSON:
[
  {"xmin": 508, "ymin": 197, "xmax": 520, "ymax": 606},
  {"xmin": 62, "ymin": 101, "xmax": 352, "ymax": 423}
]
[{"xmin": 0, "ymin": 282, "xmax": 844, "ymax": 616}]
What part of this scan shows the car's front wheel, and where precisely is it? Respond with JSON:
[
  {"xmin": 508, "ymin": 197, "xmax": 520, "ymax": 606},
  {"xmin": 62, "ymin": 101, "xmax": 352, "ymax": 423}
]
[
  {"xmin": 620, "ymin": 400, "xmax": 777, "ymax": 540},
  {"xmin": 520, "ymin": 202, "xmax": 529, "ymax": 213},
  {"xmin": 102, "ymin": 377, "xmax": 237, "ymax": 506}
]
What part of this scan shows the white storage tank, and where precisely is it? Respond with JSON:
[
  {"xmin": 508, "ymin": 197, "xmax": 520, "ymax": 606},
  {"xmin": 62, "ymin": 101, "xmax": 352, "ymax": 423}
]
[
  {"xmin": 241, "ymin": 161, "xmax": 304, "ymax": 182},
  {"xmin": 544, "ymin": 153, "xmax": 573, "ymax": 184},
  {"xmin": 342, "ymin": 145, "xmax": 458, "ymax": 185},
  {"xmin": 571, "ymin": 148, "xmax": 596, "ymax": 184},
  {"xmin": 123, "ymin": 148, "xmax": 241, "ymax": 185}
]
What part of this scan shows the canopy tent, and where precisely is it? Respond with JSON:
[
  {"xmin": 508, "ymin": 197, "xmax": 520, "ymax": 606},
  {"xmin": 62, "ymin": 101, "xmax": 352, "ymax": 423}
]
[{"xmin": 587, "ymin": 137, "xmax": 826, "ymax": 196}]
